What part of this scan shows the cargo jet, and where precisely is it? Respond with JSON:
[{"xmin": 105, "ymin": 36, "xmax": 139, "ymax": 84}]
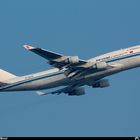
[{"xmin": 0, "ymin": 45, "xmax": 140, "ymax": 96}]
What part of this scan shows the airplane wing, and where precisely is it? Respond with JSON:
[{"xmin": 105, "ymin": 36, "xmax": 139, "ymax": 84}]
[
  {"xmin": 36, "ymin": 86, "xmax": 73, "ymax": 96},
  {"xmin": 24, "ymin": 45, "xmax": 87, "ymax": 69},
  {"xmin": 36, "ymin": 85, "xmax": 85, "ymax": 96},
  {"xmin": 24, "ymin": 45, "xmax": 117, "ymax": 80},
  {"xmin": 24, "ymin": 45, "xmax": 63, "ymax": 60}
]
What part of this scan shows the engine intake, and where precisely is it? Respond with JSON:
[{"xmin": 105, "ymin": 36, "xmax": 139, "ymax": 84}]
[
  {"xmin": 92, "ymin": 79, "xmax": 110, "ymax": 88},
  {"xmin": 65, "ymin": 56, "xmax": 79, "ymax": 64},
  {"xmin": 94, "ymin": 62, "xmax": 108, "ymax": 70}
]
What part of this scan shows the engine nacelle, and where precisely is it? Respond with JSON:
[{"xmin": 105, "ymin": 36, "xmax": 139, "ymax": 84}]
[
  {"xmin": 65, "ymin": 56, "xmax": 79, "ymax": 64},
  {"xmin": 92, "ymin": 79, "xmax": 110, "ymax": 88},
  {"xmin": 68, "ymin": 87, "xmax": 85, "ymax": 96},
  {"xmin": 95, "ymin": 62, "xmax": 108, "ymax": 70}
]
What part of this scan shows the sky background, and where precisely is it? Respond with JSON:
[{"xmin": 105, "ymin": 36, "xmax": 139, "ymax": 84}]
[{"xmin": 0, "ymin": 0, "xmax": 140, "ymax": 137}]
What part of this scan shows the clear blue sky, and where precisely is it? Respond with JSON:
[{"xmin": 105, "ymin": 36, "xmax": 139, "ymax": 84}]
[{"xmin": 0, "ymin": 0, "xmax": 140, "ymax": 137}]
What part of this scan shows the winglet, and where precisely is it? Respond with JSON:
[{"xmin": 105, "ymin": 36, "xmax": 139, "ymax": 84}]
[{"xmin": 23, "ymin": 45, "xmax": 35, "ymax": 50}]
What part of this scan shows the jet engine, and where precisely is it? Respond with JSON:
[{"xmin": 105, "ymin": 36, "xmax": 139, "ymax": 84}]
[
  {"xmin": 93, "ymin": 61, "xmax": 108, "ymax": 70},
  {"xmin": 65, "ymin": 56, "xmax": 79, "ymax": 64},
  {"xmin": 92, "ymin": 79, "xmax": 110, "ymax": 88},
  {"xmin": 68, "ymin": 87, "xmax": 85, "ymax": 96}
]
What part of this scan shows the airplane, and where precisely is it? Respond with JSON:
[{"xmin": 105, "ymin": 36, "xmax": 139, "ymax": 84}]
[{"xmin": 0, "ymin": 44, "xmax": 140, "ymax": 96}]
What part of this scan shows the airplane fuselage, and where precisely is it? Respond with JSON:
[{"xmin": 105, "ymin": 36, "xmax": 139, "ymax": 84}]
[{"xmin": 1, "ymin": 45, "xmax": 140, "ymax": 92}]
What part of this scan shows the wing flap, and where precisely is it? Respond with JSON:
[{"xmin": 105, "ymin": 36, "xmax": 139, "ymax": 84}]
[{"xmin": 36, "ymin": 85, "xmax": 85, "ymax": 96}]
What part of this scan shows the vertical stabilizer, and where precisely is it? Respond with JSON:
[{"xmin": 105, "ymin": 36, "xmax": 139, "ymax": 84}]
[{"xmin": 0, "ymin": 69, "xmax": 17, "ymax": 82}]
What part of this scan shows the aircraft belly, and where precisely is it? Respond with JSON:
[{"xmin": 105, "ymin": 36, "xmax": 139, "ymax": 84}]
[
  {"xmin": 30, "ymin": 74, "xmax": 70, "ymax": 90},
  {"xmin": 85, "ymin": 64, "xmax": 123, "ymax": 82},
  {"xmin": 4, "ymin": 74, "xmax": 70, "ymax": 91},
  {"xmin": 2, "ymin": 55, "xmax": 140, "ymax": 92},
  {"xmin": 85, "ymin": 56, "xmax": 140, "ymax": 82},
  {"xmin": 119, "ymin": 56, "xmax": 140, "ymax": 70}
]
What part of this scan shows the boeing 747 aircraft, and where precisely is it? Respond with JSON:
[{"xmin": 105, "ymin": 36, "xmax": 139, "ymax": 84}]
[{"xmin": 0, "ymin": 45, "xmax": 140, "ymax": 96}]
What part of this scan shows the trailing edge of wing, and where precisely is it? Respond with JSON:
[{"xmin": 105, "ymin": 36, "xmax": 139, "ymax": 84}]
[
  {"xmin": 36, "ymin": 86, "xmax": 70, "ymax": 96},
  {"xmin": 36, "ymin": 85, "xmax": 80, "ymax": 96}
]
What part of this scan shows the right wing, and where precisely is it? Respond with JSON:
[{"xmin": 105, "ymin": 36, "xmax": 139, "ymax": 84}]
[
  {"xmin": 24, "ymin": 45, "xmax": 117, "ymax": 80},
  {"xmin": 24, "ymin": 45, "xmax": 63, "ymax": 60}
]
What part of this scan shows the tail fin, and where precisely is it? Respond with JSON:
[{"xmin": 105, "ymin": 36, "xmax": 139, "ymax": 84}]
[{"xmin": 0, "ymin": 69, "xmax": 17, "ymax": 82}]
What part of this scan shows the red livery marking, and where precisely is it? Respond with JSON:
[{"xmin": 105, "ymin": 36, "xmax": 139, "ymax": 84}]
[{"xmin": 129, "ymin": 50, "xmax": 133, "ymax": 53}]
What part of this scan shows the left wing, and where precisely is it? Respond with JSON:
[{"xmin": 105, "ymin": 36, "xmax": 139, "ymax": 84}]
[
  {"xmin": 36, "ymin": 85, "xmax": 85, "ymax": 96},
  {"xmin": 24, "ymin": 45, "xmax": 87, "ymax": 69}
]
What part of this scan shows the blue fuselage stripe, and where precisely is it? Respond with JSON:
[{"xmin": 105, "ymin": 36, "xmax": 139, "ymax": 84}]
[
  {"xmin": 106, "ymin": 52, "xmax": 140, "ymax": 63},
  {"xmin": 0, "ymin": 72, "xmax": 64, "ymax": 90}
]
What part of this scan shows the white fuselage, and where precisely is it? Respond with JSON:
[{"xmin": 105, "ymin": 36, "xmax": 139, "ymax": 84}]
[{"xmin": 1, "ymin": 45, "xmax": 140, "ymax": 92}]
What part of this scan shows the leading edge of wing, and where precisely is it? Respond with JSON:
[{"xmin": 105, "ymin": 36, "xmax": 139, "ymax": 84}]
[
  {"xmin": 36, "ymin": 86, "xmax": 71, "ymax": 96},
  {"xmin": 36, "ymin": 84, "xmax": 81, "ymax": 96},
  {"xmin": 23, "ymin": 45, "xmax": 87, "ymax": 65}
]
